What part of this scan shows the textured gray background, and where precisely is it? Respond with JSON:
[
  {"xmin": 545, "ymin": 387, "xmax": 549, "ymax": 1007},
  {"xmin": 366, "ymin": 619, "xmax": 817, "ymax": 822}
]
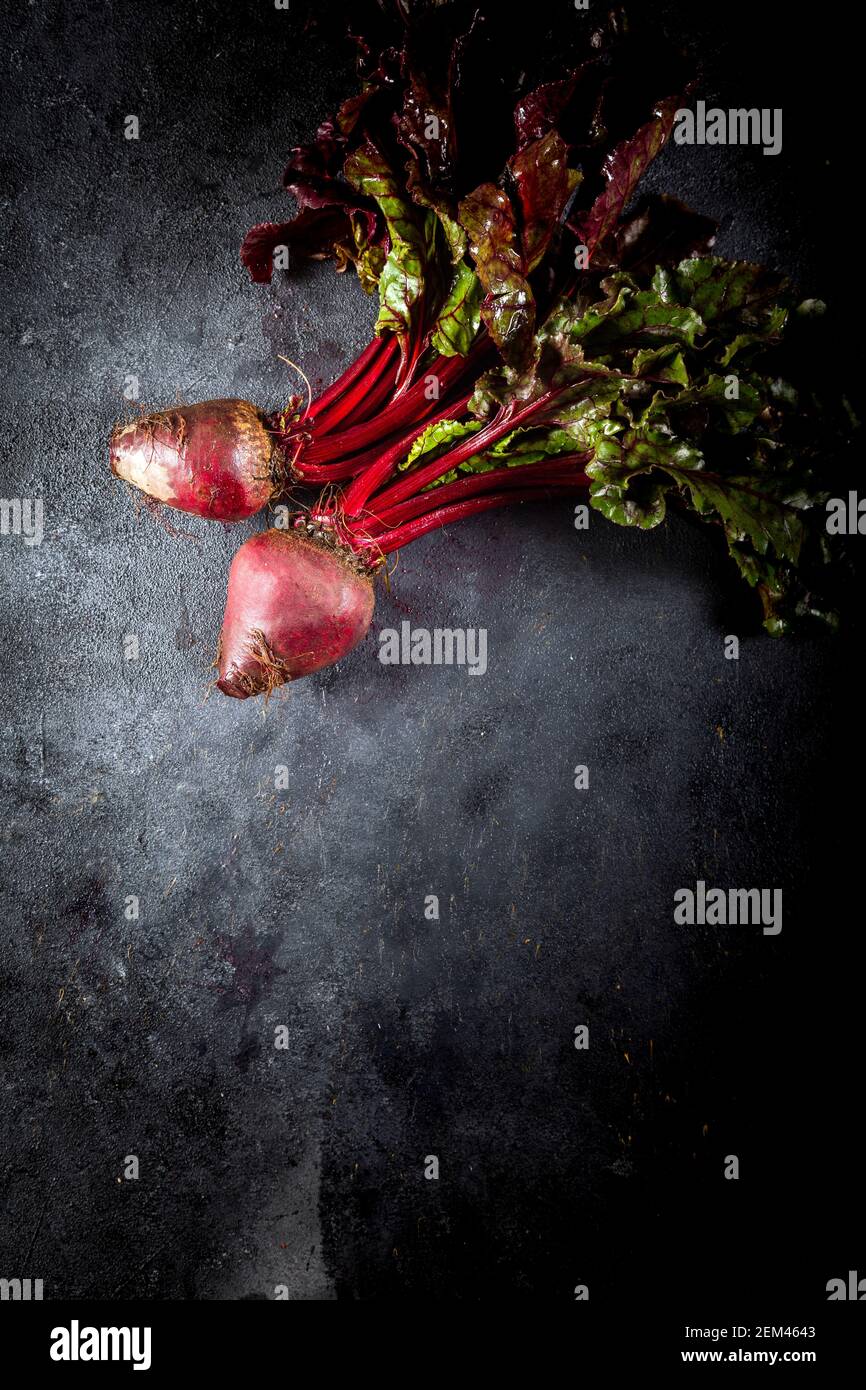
[{"xmin": 1, "ymin": 1, "xmax": 861, "ymax": 1301}]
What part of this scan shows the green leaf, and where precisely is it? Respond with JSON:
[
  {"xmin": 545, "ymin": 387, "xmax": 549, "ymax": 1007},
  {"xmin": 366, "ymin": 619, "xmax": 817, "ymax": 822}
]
[
  {"xmin": 345, "ymin": 143, "xmax": 435, "ymax": 336},
  {"xmin": 659, "ymin": 257, "xmax": 788, "ymax": 331},
  {"xmin": 433, "ymin": 250, "xmax": 836, "ymax": 633},
  {"xmin": 678, "ymin": 473, "xmax": 803, "ymax": 566},
  {"xmin": 375, "ymin": 228, "xmax": 433, "ymax": 336},
  {"xmin": 587, "ymin": 421, "xmax": 805, "ymax": 571},
  {"xmin": 553, "ymin": 379, "xmax": 627, "ymax": 448},
  {"xmin": 485, "ymin": 426, "xmax": 582, "ymax": 468},
  {"xmin": 632, "ymin": 344, "xmax": 689, "ymax": 386},
  {"xmin": 664, "ymin": 373, "xmax": 763, "ymax": 432},
  {"xmin": 430, "ymin": 260, "xmax": 484, "ymax": 357},
  {"xmin": 587, "ymin": 427, "xmax": 702, "ymax": 529},
  {"xmin": 568, "ymin": 275, "xmax": 706, "ymax": 354},
  {"xmin": 345, "ymin": 142, "xmax": 421, "ymax": 245},
  {"xmin": 350, "ymin": 212, "xmax": 387, "ymax": 294},
  {"xmin": 718, "ymin": 304, "xmax": 788, "ymax": 364},
  {"xmin": 436, "ymin": 208, "xmax": 468, "ymax": 265},
  {"xmin": 400, "ymin": 414, "xmax": 489, "ymax": 475}
]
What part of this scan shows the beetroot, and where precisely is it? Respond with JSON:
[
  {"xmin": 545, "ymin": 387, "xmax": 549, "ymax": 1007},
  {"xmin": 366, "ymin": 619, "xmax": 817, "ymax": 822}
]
[
  {"xmin": 110, "ymin": 399, "xmax": 281, "ymax": 522},
  {"xmin": 216, "ymin": 528, "xmax": 375, "ymax": 698}
]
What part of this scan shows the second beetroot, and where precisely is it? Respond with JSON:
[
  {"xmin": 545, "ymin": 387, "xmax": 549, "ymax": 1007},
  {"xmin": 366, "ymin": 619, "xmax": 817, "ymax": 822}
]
[{"xmin": 216, "ymin": 528, "xmax": 375, "ymax": 698}]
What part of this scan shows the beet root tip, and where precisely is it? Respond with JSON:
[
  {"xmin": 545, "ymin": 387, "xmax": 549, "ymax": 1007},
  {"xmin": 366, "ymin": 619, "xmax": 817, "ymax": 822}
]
[{"xmin": 216, "ymin": 529, "xmax": 375, "ymax": 698}]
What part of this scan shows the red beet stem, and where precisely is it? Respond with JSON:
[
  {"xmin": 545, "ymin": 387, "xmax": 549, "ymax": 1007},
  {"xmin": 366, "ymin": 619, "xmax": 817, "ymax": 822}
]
[
  {"xmin": 291, "ymin": 405, "xmax": 473, "ymax": 484},
  {"xmin": 294, "ymin": 375, "xmax": 479, "ymax": 483},
  {"xmin": 307, "ymin": 334, "xmax": 387, "ymax": 423},
  {"xmin": 286, "ymin": 453, "xmax": 372, "ymax": 484},
  {"xmin": 340, "ymin": 391, "xmax": 474, "ymax": 516},
  {"xmin": 302, "ymin": 347, "xmax": 479, "ymax": 464},
  {"xmin": 365, "ymin": 483, "xmax": 589, "ymax": 554},
  {"xmin": 293, "ymin": 416, "xmax": 451, "ymax": 485},
  {"xmin": 355, "ymin": 456, "xmax": 591, "ymax": 535},
  {"xmin": 324, "ymin": 340, "xmax": 402, "ymax": 430},
  {"xmin": 391, "ymin": 309, "xmax": 431, "ymax": 397},
  {"xmin": 310, "ymin": 335, "xmax": 401, "ymax": 435},
  {"xmin": 364, "ymin": 384, "xmax": 570, "ymax": 515}
]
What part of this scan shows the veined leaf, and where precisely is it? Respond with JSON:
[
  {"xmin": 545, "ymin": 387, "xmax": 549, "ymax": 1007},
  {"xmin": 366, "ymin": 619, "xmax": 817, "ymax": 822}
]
[{"xmin": 431, "ymin": 260, "xmax": 484, "ymax": 357}]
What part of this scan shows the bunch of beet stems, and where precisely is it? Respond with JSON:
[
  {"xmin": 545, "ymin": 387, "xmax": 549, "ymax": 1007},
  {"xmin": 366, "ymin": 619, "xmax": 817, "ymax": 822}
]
[
  {"xmin": 276, "ymin": 335, "xmax": 487, "ymax": 483},
  {"xmin": 267, "ymin": 331, "xmax": 595, "ymax": 563}
]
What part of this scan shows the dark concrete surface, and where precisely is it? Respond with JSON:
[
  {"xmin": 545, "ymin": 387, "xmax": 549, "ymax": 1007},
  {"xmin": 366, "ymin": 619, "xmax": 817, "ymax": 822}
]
[{"xmin": 0, "ymin": 1, "xmax": 862, "ymax": 1301}]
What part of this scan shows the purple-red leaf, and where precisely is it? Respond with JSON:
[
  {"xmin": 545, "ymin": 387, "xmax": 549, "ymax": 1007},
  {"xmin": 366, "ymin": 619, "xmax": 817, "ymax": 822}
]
[
  {"xmin": 240, "ymin": 210, "xmax": 356, "ymax": 284},
  {"xmin": 280, "ymin": 120, "xmax": 380, "ymax": 246},
  {"xmin": 509, "ymin": 130, "xmax": 577, "ymax": 273},
  {"xmin": 577, "ymin": 94, "xmax": 683, "ymax": 266},
  {"xmin": 514, "ymin": 70, "xmax": 582, "ymax": 148}
]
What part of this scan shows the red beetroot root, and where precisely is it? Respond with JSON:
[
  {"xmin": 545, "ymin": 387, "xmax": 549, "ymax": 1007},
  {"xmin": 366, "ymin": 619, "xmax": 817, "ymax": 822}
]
[
  {"xmin": 216, "ymin": 529, "xmax": 375, "ymax": 698},
  {"xmin": 110, "ymin": 399, "xmax": 281, "ymax": 522}
]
